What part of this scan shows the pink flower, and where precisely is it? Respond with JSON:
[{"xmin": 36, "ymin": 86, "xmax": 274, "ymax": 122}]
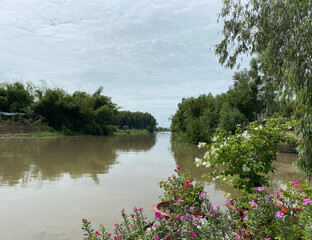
[
  {"xmin": 95, "ymin": 231, "xmax": 99, "ymax": 235},
  {"xmin": 200, "ymin": 192, "xmax": 206, "ymax": 198},
  {"xmin": 302, "ymin": 198, "xmax": 311, "ymax": 205},
  {"xmin": 243, "ymin": 216, "xmax": 248, "ymax": 221},
  {"xmin": 276, "ymin": 211, "xmax": 284, "ymax": 218},
  {"xmin": 291, "ymin": 180, "xmax": 299, "ymax": 186},
  {"xmin": 255, "ymin": 186, "xmax": 265, "ymax": 191},
  {"xmin": 190, "ymin": 206, "xmax": 195, "ymax": 210},
  {"xmin": 188, "ymin": 179, "xmax": 194, "ymax": 183},
  {"xmin": 155, "ymin": 212, "xmax": 162, "ymax": 219},
  {"xmin": 214, "ymin": 205, "xmax": 220, "ymax": 210},
  {"xmin": 189, "ymin": 232, "xmax": 196, "ymax": 238},
  {"xmin": 264, "ymin": 238, "xmax": 270, "ymax": 240},
  {"xmin": 298, "ymin": 188, "xmax": 301, "ymax": 193},
  {"xmin": 164, "ymin": 236, "xmax": 168, "ymax": 239},
  {"xmin": 249, "ymin": 200, "xmax": 258, "ymax": 207},
  {"xmin": 185, "ymin": 183, "xmax": 189, "ymax": 189},
  {"xmin": 82, "ymin": 219, "xmax": 87, "ymax": 222},
  {"xmin": 310, "ymin": 225, "xmax": 312, "ymax": 229},
  {"xmin": 155, "ymin": 237, "xmax": 160, "ymax": 240}
]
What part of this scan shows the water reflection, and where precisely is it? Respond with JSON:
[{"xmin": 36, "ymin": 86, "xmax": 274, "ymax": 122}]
[{"xmin": 0, "ymin": 134, "xmax": 156, "ymax": 186}]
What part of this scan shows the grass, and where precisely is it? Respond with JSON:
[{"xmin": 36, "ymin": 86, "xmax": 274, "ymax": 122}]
[{"xmin": 0, "ymin": 131, "xmax": 62, "ymax": 138}]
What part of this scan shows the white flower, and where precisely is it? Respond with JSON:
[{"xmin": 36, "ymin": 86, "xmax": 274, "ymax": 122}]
[
  {"xmin": 225, "ymin": 193, "xmax": 231, "ymax": 198},
  {"xmin": 242, "ymin": 164, "xmax": 251, "ymax": 172},
  {"xmin": 202, "ymin": 161, "xmax": 211, "ymax": 168},
  {"xmin": 212, "ymin": 177, "xmax": 216, "ymax": 181},
  {"xmin": 199, "ymin": 218, "xmax": 207, "ymax": 225},
  {"xmin": 197, "ymin": 142, "xmax": 207, "ymax": 149},
  {"xmin": 212, "ymin": 136, "xmax": 218, "ymax": 142},
  {"xmin": 195, "ymin": 157, "xmax": 202, "ymax": 167},
  {"xmin": 242, "ymin": 131, "xmax": 251, "ymax": 139},
  {"xmin": 204, "ymin": 151, "xmax": 210, "ymax": 159}
]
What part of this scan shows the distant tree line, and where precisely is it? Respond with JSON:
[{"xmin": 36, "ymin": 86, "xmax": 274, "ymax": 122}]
[
  {"xmin": 0, "ymin": 82, "xmax": 157, "ymax": 134},
  {"xmin": 170, "ymin": 58, "xmax": 295, "ymax": 143},
  {"xmin": 114, "ymin": 111, "xmax": 157, "ymax": 133}
]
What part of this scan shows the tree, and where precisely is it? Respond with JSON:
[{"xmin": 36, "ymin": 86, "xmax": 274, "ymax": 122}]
[
  {"xmin": 218, "ymin": 103, "xmax": 247, "ymax": 133},
  {"xmin": 216, "ymin": 0, "xmax": 312, "ymax": 177},
  {"xmin": 0, "ymin": 82, "xmax": 34, "ymax": 112},
  {"xmin": 227, "ymin": 68, "xmax": 263, "ymax": 121}
]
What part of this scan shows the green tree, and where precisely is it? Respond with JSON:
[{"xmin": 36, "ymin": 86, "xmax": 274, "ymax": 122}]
[
  {"xmin": 0, "ymin": 82, "xmax": 34, "ymax": 112},
  {"xmin": 218, "ymin": 103, "xmax": 247, "ymax": 133},
  {"xmin": 227, "ymin": 68, "xmax": 263, "ymax": 121},
  {"xmin": 216, "ymin": 0, "xmax": 312, "ymax": 177}
]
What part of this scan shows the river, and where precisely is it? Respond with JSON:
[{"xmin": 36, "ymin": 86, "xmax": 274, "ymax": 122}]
[{"xmin": 0, "ymin": 133, "xmax": 302, "ymax": 240}]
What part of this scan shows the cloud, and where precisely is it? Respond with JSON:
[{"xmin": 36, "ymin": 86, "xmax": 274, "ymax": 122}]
[{"xmin": 0, "ymin": 0, "xmax": 245, "ymax": 126}]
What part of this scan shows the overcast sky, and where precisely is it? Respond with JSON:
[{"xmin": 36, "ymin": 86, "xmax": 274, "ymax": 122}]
[{"xmin": 0, "ymin": 0, "xmax": 245, "ymax": 127}]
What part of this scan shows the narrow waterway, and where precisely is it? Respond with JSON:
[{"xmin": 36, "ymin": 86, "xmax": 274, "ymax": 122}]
[{"xmin": 0, "ymin": 133, "xmax": 302, "ymax": 240}]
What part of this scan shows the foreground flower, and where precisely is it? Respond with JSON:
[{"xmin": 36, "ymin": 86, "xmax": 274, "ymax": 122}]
[
  {"xmin": 197, "ymin": 142, "xmax": 206, "ymax": 148},
  {"xmin": 302, "ymin": 198, "xmax": 311, "ymax": 205},
  {"xmin": 276, "ymin": 211, "xmax": 284, "ymax": 218},
  {"xmin": 155, "ymin": 212, "xmax": 162, "ymax": 219},
  {"xmin": 249, "ymin": 200, "xmax": 257, "ymax": 207},
  {"xmin": 255, "ymin": 186, "xmax": 265, "ymax": 191},
  {"xmin": 214, "ymin": 205, "xmax": 220, "ymax": 210},
  {"xmin": 291, "ymin": 180, "xmax": 299, "ymax": 186}
]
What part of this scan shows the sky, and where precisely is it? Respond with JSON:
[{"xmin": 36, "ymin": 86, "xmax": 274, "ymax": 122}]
[{"xmin": 0, "ymin": 0, "xmax": 247, "ymax": 127}]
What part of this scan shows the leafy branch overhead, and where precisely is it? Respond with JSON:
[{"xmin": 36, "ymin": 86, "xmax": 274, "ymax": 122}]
[{"xmin": 216, "ymin": 0, "xmax": 312, "ymax": 177}]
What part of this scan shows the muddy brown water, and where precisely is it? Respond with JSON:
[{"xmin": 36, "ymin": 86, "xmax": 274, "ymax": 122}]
[{"xmin": 0, "ymin": 133, "xmax": 302, "ymax": 240}]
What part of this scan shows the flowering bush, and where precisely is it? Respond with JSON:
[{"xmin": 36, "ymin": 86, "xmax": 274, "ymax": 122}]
[
  {"xmin": 229, "ymin": 186, "xmax": 287, "ymax": 239},
  {"xmin": 81, "ymin": 168, "xmax": 312, "ymax": 240},
  {"xmin": 273, "ymin": 179, "xmax": 312, "ymax": 239},
  {"xmin": 226, "ymin": 180, "xmax": 312, "ymax": 240},
  {"xmin": 158, "ymin": 168, "xmax": 204, "ymax": 215},
  {"xmin": 81, "ymin": 193, "xmax": 237, "ymax": 240},
  {"xmin": 196, "ymin": 118, "xmax": 296, "ymax": 193}
]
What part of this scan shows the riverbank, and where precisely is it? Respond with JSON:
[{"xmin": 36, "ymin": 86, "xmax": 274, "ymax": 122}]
[
  {"xmin": 0, "ymin": 121, "xmax": 158, "ymax": 138},
  {"xmin": 0, "ymin": 121, "xmax": 61, "ymax": 137},
  {"xmin": 114, "ymin": 129, "xmax": 154, "ymax": 135}
]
